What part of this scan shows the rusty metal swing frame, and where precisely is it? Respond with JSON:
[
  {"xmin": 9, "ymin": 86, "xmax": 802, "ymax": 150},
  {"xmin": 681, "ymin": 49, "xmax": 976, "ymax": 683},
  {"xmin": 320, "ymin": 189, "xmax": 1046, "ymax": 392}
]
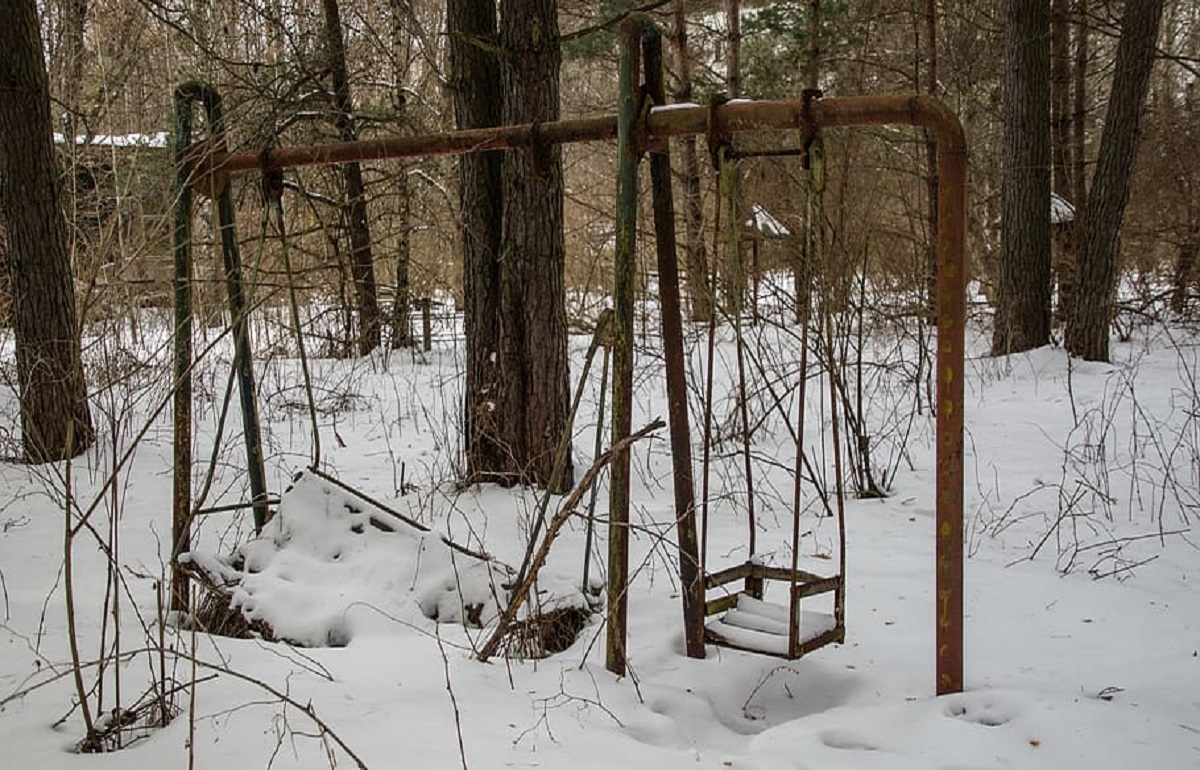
[{"xmin": 171, "ymin": 17, "xmax": 966, "ymax": 695}]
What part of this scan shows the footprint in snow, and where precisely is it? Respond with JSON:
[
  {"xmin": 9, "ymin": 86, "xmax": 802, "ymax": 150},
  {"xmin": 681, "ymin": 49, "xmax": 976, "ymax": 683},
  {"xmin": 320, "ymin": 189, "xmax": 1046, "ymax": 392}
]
[
  {"xmin": 943, "ymin": 693, "xmax": 1018, "ymax": 727},
  {"xmin": 819, "ymin": 728, "xmax": 880, "ymax": 751}
]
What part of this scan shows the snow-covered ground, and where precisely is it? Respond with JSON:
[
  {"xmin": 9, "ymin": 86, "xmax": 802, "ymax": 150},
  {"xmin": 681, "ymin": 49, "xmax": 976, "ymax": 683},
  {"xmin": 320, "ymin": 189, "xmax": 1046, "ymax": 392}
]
[{"xmin": 1, "ymin": 304, "xmax": 1197, "ymax": 769}]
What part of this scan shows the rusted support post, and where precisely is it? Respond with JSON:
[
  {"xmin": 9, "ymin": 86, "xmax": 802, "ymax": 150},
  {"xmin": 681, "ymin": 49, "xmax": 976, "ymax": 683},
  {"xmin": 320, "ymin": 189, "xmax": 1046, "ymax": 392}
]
[
  {"xmin": 930, "ymin": 103, "xmax": 967, "ymax": 696},
  {"xmin": 642, "ymin": 24, "xmax": 706, "ymax": 661},
  {"xmin": 607, "ymin": 18, "xmax": 643, "ymax": 677},
  {"xmin": 170, "ymin": 87, "xmax": 196, "ymax": 614}
]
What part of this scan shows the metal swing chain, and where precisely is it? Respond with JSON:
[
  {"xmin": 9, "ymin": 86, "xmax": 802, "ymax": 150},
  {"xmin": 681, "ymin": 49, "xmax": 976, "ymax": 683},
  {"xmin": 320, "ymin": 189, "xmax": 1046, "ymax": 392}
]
[
  {"xmin": 718, "ymin": 144, "xmax": 760, "ymax": 564},
  {"xmin": 580, "ymin": 314, "xmax": 613, "ymax": 596},
  {"xmin": 806, "ymin": 129, "xmax": 848, "ymax": 631}
]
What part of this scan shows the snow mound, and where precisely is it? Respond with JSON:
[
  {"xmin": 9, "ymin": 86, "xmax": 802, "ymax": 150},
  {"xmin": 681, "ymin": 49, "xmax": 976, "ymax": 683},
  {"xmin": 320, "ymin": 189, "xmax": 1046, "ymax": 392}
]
[{"xmin": 182, "ymin": 471, "xmax": 513, "ymax": 646}]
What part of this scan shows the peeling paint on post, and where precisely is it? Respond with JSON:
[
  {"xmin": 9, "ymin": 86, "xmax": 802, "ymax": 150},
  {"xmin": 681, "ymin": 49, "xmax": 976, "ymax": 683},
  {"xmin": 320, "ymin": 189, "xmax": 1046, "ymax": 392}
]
[
  {"xmin": 933, "ymin": 112, "xmax": 967, "ymax": 694},
  {"xmin": 606, "ymin": 19, "xmax": 643, "ymax": 677}
]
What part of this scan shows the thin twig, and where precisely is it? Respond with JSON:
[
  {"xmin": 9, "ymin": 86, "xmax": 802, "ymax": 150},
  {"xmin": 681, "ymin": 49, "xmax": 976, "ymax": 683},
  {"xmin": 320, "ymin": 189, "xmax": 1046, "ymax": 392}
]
[
  {"xmin": 476, "ymin": 420, "xmax": 665, "ymax": 663},
  {"xmin": 435, "ymin": 624, "xmax": 469, "ymax": 770}
]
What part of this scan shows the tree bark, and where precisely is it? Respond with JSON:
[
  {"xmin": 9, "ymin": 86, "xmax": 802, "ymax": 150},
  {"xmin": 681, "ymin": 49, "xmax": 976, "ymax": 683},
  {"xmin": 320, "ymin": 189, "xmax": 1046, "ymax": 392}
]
[
  {"xmin": 1170, "ymin": 82, "xmax": 1197, "ymax": 313},
  {"xmin": 449, "ymin": 0, "xmax": 506, "ymax": 482},
  {"xmin": 722, "ymin": 0, "xmax": 745, "ymax": 313},
  {"xmin": 0, "ymin": 213, "xmax": 9, "ymax": 328},
  {"xmin": 1071, "ymin": 0, "xmax": 1088, "ymax": 212},
  {"xmin": 1066, "ymin": 0, "xmax": 1165, "ymax": 361},
  {"xmin": 1051, "ymin": 0, "xmax": 1072, "ymax": 202},
  {"xmin": 1051, "ymin": 0, "xmax": 1076, "ymax": 324},
  {"xmin": 724, "ymin": 0, "xmax": 741, "ymax": 99},
  {"xmin": 52, "ymin": 0, "xmax": 89, "ymax": 273},
  {"xmin": 389, "ymin": 0, "xmax": 414, "ymax": 349},
  {"xmin": 497, "ymin": 0, "xmax": 573, "ymax": 491},
  {"xmin": 1171, "ymin": 225, "xmax": 1199, "ymax": 314},
  {"xmin": 669, "ymin": 0, "xmax": 712, "ymax": 322},
  {"xmin": 322, "ymin": 0, "xmax": 381, "ymax": 355},
  {"xmin": 992, "ymin": 0, "xmax": 1052, "ymax": 356},
  {"xmin": 52, "ymin": 0, "xmax": 89, "ymax": 134},
  {"xmin": 0, "ymin": 0, "xmax": 95, "ymax": 462}
]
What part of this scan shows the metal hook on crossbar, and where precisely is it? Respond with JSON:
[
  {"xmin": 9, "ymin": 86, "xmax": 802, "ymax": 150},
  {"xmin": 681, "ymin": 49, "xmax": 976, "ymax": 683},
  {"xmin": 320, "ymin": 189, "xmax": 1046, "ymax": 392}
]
[{"xmin": 705, "ymin": 93, "xmax": 731, "ymax": 171}]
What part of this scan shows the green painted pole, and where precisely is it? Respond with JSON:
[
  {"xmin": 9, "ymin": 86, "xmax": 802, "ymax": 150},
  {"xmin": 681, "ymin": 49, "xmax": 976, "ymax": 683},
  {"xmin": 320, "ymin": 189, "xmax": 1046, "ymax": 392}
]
[
  {"xmin": 607, "ymin": 17, "xmax": 644, "ymax": 677},
  {"xmin": 177, "ymin": 83, "xmax": 270, "ymax": 534}
]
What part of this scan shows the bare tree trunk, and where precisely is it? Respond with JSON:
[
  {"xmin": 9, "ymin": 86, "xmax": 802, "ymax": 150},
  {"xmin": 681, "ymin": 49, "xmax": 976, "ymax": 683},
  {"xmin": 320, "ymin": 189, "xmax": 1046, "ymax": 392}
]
[
  {"xmin": 52, "ymin": 0, "xmax": 89, "ymax": 133},
  {"xmin": 0, "ymin": 0, "xmax": 95, "ymax": 461},
  {"xmin": 1071, "ymin": 0, "xmax": 1089, "ymax": 217},
  {"xmin": 1066, "ymin": 0, "xmax": 1165, "ymax": 361},
  {"xmin": 390, "ymin": 172, "xmax": 414, "ymax": 348},
  {"xmin": 1051, "ymin": 0, "xmax": 1075, "ymax": 324},
  {"xmin": 724, "ymin": 0, "xmax": 741, "ymax": 99},
  {"xmin": 322, "ymin": 0, "xmax": 380, "ymax": 355},
  {"xmin": 497, "ymin": 0, "xmax": 573, "ymax": 491},
  {"xmin": 992, "ymin": 0, "xmax": 1052, "ymax": 356},
  {"xmin": 1170, "ymin": 82, "xmax": 1197, "ymax": 313},
  {"xmin": 0, "ymin": 215, "xmax": 9, "ymax": 327},
  {"xmin": 1171, "ymin": 224, "xmax": 1199, "ymax": 314},
  {"xmin": 669, "ymin": 0, "xmax": 711, "ymax": 322},
  {"xmin": 389, "ymin": 0, "xmax": 413, "ymax": 349},
  {"xmin": 449, "ymin": 0, "xmax": 506, "ymax": 481},
  {"xmin": 53, "ymin": 0, "xmax": 89, "ymax": 270},
  {"xmin": 722, "ymin": 0, "xmax": 744, "ymax": 313}
]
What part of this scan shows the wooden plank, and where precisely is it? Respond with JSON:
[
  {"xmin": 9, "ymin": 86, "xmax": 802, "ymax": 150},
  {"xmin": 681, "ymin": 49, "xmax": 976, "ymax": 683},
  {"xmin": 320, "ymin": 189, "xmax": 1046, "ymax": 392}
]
[
  {"xmin": 705, "ymin": 562, "xmax": 752, "ymax": 588},
  {"xmin": 705, "ymin": 602, "xmax": 840, "ymax": 658},
  {"xmin": 734, "ymin": 592, "xmax": 791, "ymax": 624},
  {"xmin": 792, "ymin": 576, "xmax": 843, "ymax": 599},
  {"xmin": 706, "ymin": 562, "xmax": 841, "ymax": 588},
  {"xmin": 749, "ymin": 565, "xmax": 830, "ymax": 583},
  {"xmin": 722, "ymin": 608, "xmax": 788, "ymax": 635},
  {"xmin": 705, "ymin": 593, "xmax": 739, "ymax": 616}
]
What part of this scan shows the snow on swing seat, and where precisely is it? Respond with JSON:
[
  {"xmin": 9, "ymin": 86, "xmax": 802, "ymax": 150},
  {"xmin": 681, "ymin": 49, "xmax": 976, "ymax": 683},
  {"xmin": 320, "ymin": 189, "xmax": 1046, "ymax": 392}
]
[{"xmin": 705, "ymin": 592, "xmax": 838, "ymax": 658}]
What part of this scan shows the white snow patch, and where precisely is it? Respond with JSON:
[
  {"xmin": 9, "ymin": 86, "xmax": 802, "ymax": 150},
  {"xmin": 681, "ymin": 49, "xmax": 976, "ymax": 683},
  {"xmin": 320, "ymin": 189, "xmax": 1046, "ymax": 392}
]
[{"xmin": 184, "ymin": 471, "xmax": 513, "ymax": 646}]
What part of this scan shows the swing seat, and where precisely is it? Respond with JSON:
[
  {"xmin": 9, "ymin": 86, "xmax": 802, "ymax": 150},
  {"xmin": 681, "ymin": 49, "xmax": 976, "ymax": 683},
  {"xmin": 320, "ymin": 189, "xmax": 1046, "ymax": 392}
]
[{"xmin": 703, "ymin": 561, "xmax": 845, "ymax": 659}]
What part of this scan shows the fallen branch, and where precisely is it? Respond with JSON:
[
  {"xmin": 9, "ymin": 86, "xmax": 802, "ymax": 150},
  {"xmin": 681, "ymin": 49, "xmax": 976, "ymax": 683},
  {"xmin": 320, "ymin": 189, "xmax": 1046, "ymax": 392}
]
[{"xmin": 476, "ymin": 420, "xmax": 665, "ymax": 663}]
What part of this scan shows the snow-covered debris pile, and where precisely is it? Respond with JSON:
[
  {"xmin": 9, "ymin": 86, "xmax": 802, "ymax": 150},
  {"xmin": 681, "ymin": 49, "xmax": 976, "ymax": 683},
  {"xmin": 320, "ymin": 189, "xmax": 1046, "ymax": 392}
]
[
  {"xmin": 1050, "ymin": 192, "xmax": 1075, "ymax": 224},
  {"xmin": 745, "ymin": 203, "xmax": 791, "ymax": 238},
  {"xmin": 180, "ymin": 470, "xmax": 513, "ymax": 647}
]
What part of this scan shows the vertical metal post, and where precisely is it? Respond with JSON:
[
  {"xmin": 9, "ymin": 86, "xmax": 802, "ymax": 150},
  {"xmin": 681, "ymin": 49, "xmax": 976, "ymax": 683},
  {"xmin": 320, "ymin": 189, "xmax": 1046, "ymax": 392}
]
[
  {"xmin": 421, "ymin": 298, "xmax": 433, "ymax": 352},
  {"xmin": 607, "ymin": 18, "xmax": 642, "ymax": 677},
  {"xmin": 205, "ymin": 95, "xmax": 270, "ymax": 534},
  {"xmin": 642, "ymin": 23, "xmax": 705, "ymax": 661},
  {"xmin": 170, "ymin": 88, "xmax": 195, "ymax": 614},
  {"xmin": 934, "ymin": 117, "xmax": 967, "ymax": 695},
  {"xmin": 177, "ymin": 84, "xmax": 270, "ymax": 534}
]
